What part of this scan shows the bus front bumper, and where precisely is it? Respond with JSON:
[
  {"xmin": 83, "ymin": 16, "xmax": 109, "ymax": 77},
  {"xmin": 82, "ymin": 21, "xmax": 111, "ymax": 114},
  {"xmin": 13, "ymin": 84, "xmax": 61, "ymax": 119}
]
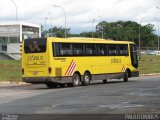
[{"xmin": 23, "ymin": 76, "xmax": 72, "ymax": 84}]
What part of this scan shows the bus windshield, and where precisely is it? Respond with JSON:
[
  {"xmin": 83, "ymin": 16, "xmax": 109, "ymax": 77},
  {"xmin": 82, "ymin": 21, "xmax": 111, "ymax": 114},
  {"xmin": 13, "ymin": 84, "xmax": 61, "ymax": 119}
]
[
  {"xmin": 24, "ymin": 38, "xmax": 47, "ymax": 53},
  {"xmin": 130, "ymin": 44, "xmax": 138, "ymax": 68}
]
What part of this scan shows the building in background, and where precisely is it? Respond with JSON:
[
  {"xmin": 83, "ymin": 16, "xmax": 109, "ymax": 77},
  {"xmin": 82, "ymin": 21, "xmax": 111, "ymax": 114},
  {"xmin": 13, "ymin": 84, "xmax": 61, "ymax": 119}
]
[{"xmin": 0, "ymin": 22, "xmax": 41, "ymax": 60}]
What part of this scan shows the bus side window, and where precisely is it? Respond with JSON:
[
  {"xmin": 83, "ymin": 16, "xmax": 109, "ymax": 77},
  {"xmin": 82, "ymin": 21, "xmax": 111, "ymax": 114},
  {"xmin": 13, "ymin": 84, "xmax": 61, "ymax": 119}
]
[
  {"xmin": 72, "ymin": 44, "xmax": 84, "ymax": 55},
  {"xmin": 108, "ymin": 45, "xmax": 117, "ymax": 55},
  {"xmin": 86, "ymin": 48, "xmax": 92, "ymax": 55},
  {"xmin": 85, "ymin": 44, "xmax": 96, "ymax": 55},
  {"xmin": 118, "ymin": 44, "xmax": 128, "ymax": 56},
  {"xmin": 97, "ymin": 44, "xmax": 106, "ymax": 55},
  {"xmin": 53, "ymin": 43, "xmax": 61, "ymax": 56},
  {"xmin": 61, "ymin": 50, "xmax": 64, "ymax": 55},
  {"xmin": 60, "ymin": 43, "xmax": 72, "ymax": 56}
]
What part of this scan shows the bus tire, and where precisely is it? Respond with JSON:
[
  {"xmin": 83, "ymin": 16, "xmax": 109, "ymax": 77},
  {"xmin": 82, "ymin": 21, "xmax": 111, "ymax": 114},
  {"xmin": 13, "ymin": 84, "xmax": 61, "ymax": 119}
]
[
  {"xmin": 59, "ymin": 83, "xmax": 65, "ymax": 88},
  {"xmin": 82, "ymin": 72, "xmax": 91, "ymax": 86},
  {"xmin": 46, "ymin": 82, "xmax": 57, "ymax": 88},
  {"xmin": 67, "ymin": 83, "xmax": 73, "ymax": 87},
  {"xmin": 123, "ymin": 70, "xmax": 128, "ymax": 82},
  {"xmin": 103, "ymin": 79, "xmax": 107, "ymax": 84},
  {"xmin": 72, "ymin": 73, "xmax": 80, "ymax": 87}
]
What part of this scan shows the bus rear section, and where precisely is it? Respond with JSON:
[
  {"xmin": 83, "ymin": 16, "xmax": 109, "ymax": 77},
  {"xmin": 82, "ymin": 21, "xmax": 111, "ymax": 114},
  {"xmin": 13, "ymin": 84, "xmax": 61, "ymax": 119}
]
[{"xmin": 22, "ymin": 38, "xmax": 49, "ymax": 83}]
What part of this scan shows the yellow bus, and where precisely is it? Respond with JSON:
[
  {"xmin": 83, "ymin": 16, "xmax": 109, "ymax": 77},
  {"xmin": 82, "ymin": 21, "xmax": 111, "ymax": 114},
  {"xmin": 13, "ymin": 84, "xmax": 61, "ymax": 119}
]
[{"xmin": 22, "ymin": 37, "xmax": 139, "ymax": 88}]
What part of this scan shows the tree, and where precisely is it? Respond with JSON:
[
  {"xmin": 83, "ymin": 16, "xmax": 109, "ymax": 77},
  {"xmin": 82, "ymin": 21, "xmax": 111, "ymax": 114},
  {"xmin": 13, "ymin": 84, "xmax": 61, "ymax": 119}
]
[
  {"xmin": 49, "ymin": 26, "xmax": 71, "ymax": 38},
  {"xmin": 79, "ymin": 32, "xmax": 98, "ymax": 38},
  {"xmin": 41, "ymin": 21, "xmax": 158, "ymax": 48},
  {"xmin": 96, "ymin": 21, "xmax": 157, "ymax": 47},
  {"xmin": 42, "ymin": 26, "xmax": 71, "ymax": 38}
]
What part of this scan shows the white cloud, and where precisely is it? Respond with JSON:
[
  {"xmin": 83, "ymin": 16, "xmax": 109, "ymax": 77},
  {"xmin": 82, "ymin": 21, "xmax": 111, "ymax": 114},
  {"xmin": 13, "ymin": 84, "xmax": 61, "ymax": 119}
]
[{"xmin": 0, "ymin": 0, "xmax": 160, "ymax": 33}]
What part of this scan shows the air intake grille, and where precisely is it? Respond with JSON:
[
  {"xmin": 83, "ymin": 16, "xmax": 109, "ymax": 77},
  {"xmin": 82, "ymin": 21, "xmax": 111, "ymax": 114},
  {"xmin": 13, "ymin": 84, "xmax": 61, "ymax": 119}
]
[{"xmin": 55, "ymin": 68, "xmax": 62, "ymax": 77}]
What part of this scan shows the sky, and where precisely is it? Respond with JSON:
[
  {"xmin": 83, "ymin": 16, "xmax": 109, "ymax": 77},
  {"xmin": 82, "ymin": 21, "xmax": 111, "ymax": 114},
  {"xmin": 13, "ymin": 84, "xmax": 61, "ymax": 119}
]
[{"xmin": 0, "ymin": 0, "xmax": 160, "ymax": 34}]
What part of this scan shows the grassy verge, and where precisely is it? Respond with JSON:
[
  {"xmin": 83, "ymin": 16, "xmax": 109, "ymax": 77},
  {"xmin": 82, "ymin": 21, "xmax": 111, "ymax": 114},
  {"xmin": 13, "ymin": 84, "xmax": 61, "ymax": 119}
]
[
  {"xmin": 0, "ymin": 60, "xmax": 22, "ymax": 82},
  {"xmin": 0, "ymin": 55, "xmax": 160, "ymax": 82},
  {"xmin": 139, "ymin": 55, "xmax": 160, "ymax": 74}
]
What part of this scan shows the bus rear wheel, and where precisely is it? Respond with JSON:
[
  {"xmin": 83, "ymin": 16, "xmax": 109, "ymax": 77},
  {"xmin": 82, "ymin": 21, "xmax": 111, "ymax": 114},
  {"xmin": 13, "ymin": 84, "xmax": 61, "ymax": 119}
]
[
  {"xmin": 67, "ymin": 83, "xmax": 73, "ymax": 87},
  {"xmin": 123, "ymin": 70, "xmax": 129, "ymax": 82},
  {"xmin": 71, "ymin": 73, "xmax": 80, "ymax": 87},
  {"xmin": 82, "ymin": 72, "xmax": 91, "ymax": 86},
  {"xmin": 46, "ymin": 82, "xmax": 57, "ymax": 88},
  {"xmin": 59, "ymin": 83, "xmax": 65, "ymax": 88}
]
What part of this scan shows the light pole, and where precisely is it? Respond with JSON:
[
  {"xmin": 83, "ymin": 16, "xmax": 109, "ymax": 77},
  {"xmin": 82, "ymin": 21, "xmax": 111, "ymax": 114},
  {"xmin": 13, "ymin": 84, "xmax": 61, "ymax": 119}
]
[
  {"xmin": 157, "ymin": 24, "xmax": 160, "ymax": 55},
  {"xmin": 138, "ymin": 20, "xmax": 142, "ymax": 59},
  {"xmin": 102, "ymin": 24, "xmax": 104, "ymax": 39},
  {"xmin": 11, "ymin": 0, "xmax": 18, "ymax": 21},
  {"xmin": 11, "ymin": 0, "xmax": 18, "ymax": 43},
  {"xmin": 53, "ymin": 4, "xmax": 66, "ymax": 38},
  {"xmin": 156, "ymin": 7, "xmax": 160, "ymax": 54},
  {"xmin": 98, "ymin": 16, "xmax": 104, "ymax": 38},
  {"xmin": 92, "ymin": 19, "xmax": 95, "ymax": 38},
  {"xmin": 44, "ymin": 17, "xmax": 48, "ymax": 37},
  {"xmin": 48, "ymin": 12, "xmax": 53, "ymax": 37},
  {"xmin": 158, "ymin": 27, "xmax": 160, "ymax": 54}
]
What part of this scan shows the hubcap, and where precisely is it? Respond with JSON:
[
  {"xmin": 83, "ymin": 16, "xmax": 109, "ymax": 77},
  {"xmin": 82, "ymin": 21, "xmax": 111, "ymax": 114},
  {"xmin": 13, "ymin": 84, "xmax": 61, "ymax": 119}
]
[
  {"xmin": 84, "ymin": 75, "xmax": 89, "ymax": 83},
  {"xmin": 74, "ymin": 77, "xmax": 79, "ymax": 85}
]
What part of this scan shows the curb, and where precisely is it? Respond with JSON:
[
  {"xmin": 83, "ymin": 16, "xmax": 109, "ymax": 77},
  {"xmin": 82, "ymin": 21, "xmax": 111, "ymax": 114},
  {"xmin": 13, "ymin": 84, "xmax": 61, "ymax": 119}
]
[
  {"xmin": 141, "ymin": 73, "xmax": 160, "ymax": 76},
  {"xmin": 0, "ymin": 82, "xmax": 31, "ymax": 86}
]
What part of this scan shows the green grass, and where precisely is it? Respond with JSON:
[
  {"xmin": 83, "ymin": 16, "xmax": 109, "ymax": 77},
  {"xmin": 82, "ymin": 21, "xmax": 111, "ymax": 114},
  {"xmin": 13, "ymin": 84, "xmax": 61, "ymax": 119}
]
[
  {"xmin": 139, "ymin": 55, "xmax": 160, "ymax": 74},
  {"xmin": 0, "ymin": 55, "xmax": 160, "ymax": 82},
  {"xmin": 0, "ymin": 60, "xmax": 22, "ymax": 82}
]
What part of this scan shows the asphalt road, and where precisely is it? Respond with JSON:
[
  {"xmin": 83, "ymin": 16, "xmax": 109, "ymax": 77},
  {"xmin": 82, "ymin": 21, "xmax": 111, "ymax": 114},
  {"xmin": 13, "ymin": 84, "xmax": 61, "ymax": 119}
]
[{"xmin": 0, "ymin": 75, "xmax": 160, "ymax": 114}]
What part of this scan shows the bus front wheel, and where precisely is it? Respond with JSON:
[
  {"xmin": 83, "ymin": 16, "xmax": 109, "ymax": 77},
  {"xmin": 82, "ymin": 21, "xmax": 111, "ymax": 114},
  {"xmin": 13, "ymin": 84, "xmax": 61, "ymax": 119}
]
[
  {"xmin": 72, "ymin": 73, "xmax": 80, "ymax": 87},
  {"xmin": 123, "ymin": 70, "xmax": 128, "ymax": 82},
  {"xmin": 82, "ymin": 72, "xmax": 91, "ymax": 86}
]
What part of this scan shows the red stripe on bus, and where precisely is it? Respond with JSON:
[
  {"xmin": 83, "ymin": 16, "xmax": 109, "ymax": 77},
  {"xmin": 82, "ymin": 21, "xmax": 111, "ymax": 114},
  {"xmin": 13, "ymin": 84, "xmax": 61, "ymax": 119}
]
[
  {"xmin": 68, "ymin": 62, "xmax": 76, "ymax": 75},
  {"xmin": 67, "ymin": 61, "xmax": 74, "ymax": 75},
  {"xmin": 121, "ymin": 65, "xmax": 124, "ymax": 72},
  {"xmin": 123, "ymin": 68, "xmax": 126, "ymax": 72},
  {"xmin": 65, "ymin": 60, "xmax": 73, "ymax": 75},
  {"xmin": 67, "ymin": 61, "xmax": 76, "ymax": 76}
]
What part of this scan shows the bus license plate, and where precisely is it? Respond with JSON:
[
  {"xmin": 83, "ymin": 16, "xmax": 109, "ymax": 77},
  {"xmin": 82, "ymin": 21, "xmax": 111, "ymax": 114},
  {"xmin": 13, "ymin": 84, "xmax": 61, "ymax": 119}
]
[{"xmin": 33, "ymin": 71, "xmax": 38, "ymax": 75}]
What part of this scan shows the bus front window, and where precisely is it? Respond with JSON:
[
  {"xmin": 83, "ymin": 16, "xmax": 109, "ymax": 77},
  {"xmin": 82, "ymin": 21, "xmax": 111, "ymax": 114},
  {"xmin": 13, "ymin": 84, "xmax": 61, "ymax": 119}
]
[{"xmin": 130, "ymin": 44, "xmax": 138, "ymax": 68}]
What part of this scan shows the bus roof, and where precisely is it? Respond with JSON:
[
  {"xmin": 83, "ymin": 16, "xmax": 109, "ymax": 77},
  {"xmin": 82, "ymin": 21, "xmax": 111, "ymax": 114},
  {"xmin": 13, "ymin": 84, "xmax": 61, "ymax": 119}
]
[{"xmin": 47, "ymin": 37, "xmax": 134, "ymax": 44}]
